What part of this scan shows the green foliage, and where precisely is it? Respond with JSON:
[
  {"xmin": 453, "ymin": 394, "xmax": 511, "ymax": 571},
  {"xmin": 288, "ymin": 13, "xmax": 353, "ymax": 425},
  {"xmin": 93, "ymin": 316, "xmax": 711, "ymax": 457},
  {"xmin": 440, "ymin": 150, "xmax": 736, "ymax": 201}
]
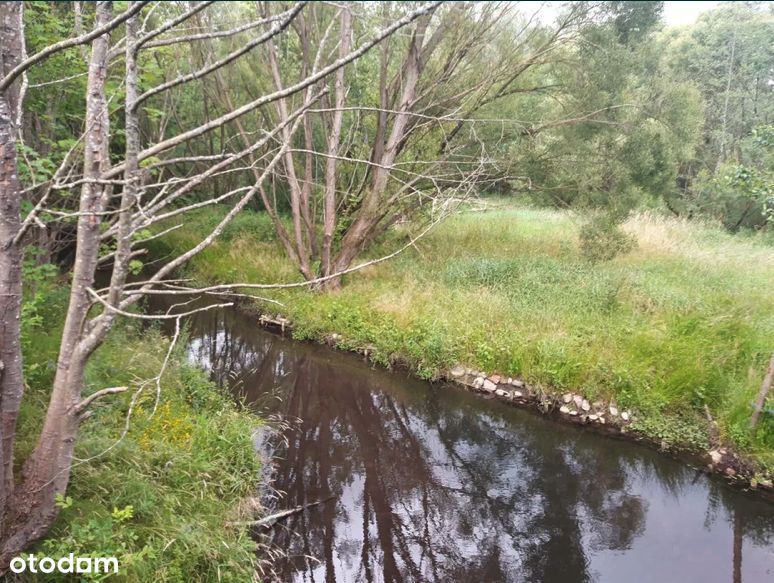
[
  {"xmin": 20, "ymin": 250, "xmax": 65, "ymax": 388},
  {"xmin": 605, "ymin": 1, "xmax": 664, "ymax": 43},
  {"xmin": 579, "ymin": 216, "xmax": 637, "ymax": 262},
  {"xmin": 630, "ymin": 414, "xmax": 710, "ymax": 451},
  {"xmin": 665, "ymin": 3, "xmax": 774, "ymax": 173},
  {"xmin": 40, "ymin": 505, "xmax": 140, "ymax": 582},
  {"xmin": 688, "ymin": 125, "xmax": 774, "ymax": 230},
  {"xmin": 500, "ymin": 16, "xmax": 703, "ymax": 214},
  {"xmin": 18, "ymin": 286, "xmax": 261, "ymax": 582}
]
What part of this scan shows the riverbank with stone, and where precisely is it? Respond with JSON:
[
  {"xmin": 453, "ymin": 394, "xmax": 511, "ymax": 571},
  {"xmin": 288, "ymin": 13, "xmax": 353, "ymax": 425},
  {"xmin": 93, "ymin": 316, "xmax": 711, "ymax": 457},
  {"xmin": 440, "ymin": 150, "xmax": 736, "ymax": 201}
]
[
  {"xmin": 148, "ymin": 206, "xmax": 774, "ymax": 500},
  {"xmin": 250, "ymin": 303, "xmax": 774, "ymax": 501}
]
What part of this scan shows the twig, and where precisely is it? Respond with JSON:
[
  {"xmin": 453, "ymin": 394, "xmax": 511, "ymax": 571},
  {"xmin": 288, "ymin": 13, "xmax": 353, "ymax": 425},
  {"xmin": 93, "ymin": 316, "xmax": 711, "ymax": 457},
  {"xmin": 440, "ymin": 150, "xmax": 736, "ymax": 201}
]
[
  {"xmin": 230, "ymin": 496, "xmax": 335, "ymax": 528},
  {"xmin": 72, "ymin": 386, "xmax": 129, "ymax": 415}
]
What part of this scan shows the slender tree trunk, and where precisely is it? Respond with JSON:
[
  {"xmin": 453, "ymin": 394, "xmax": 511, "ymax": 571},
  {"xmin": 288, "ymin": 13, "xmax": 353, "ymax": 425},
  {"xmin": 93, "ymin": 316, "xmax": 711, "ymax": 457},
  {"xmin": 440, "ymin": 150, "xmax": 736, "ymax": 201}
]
[
  {"xmin": 321, "ymin": 7, "xmax": 351, "ymax": 280},
  {"xmin": 0, "ymin": 3, "xmax": 113, "ymax": 566},
  {"xmin": 73, "ymin": 1, "xmax": 91, "ymax": 65},
  {"xmin": 717, "ymin": 30, "xmax": 736, "ymax": 171},
  {"xmin": 84, "ymin": 4, "xmax": 141, "ymax": 350},
  {"xmin": 297, "ymin": 11, "xmax": 318, "ymax": 260},
  {"xmin": 0, "ymin": 2, "xmax": 25, "ymax": 538},
  {"xmin": 205, "ymin": 58, "xmax": 303, "ymax": 272},
  {"xmin": 265, "ymin": 33, "xmax": 314, "ymax": 280}
]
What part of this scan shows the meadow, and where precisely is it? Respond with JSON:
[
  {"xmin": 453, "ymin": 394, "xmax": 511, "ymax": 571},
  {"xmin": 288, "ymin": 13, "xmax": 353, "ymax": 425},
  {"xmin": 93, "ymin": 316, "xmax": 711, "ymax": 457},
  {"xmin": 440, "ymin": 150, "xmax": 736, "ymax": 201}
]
[{"xmin": 152, "ymin": 203, "xmax": 774, "ymax": 472}]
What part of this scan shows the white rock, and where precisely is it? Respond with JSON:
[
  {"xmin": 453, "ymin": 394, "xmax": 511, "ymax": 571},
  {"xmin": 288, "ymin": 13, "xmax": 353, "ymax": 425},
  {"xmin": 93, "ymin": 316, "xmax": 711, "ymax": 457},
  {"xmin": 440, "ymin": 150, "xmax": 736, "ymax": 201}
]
[
  {"xmin": 599, "ymin": 416, "xmax": 606, "ymax": 424},
  {"xmin": 581, "ymin": 399, "xmax": 591, "ymax": 412},
  {"xmin": 513, "ymin": 391, "xmax": 523, "ymax": 398},
  {"xmin": 709, "ymin": 450, "xmax": 722, "ymax": 465},
  {"xmin": 562, "ymin": 393, "xmax": 573, "ymax": 404},
  {"xmin": 609, "ymin": 406, "xmax": 619, "ymax": 417},
  {"xmin": 589, "ymin": 414, "xmax": 598, "ymax": 421},
  {"xmin": 450, "ymin": 365, "xmax": 466, "ymax": 378},
  {"xmin": 569, "ymin": 410, "xmax": 579, "ymax": 416},
  {"xmin": 511, "ymin": 379, "xmax": 525, "ymax": 388},
  {"xmin": 573, "ymin": 395, "xmax": 583, "ymax": 407},
  {"xmin": 495, "ymin": 389, "xmax": 508, "ymax": 397},
  {"xmin": 483, "ymin": 379, "xmax": 497, "ymax": 392},
  {"xmin": 560, "ymin": 405, "xmax": 570, "ymax": 414},
  {"xmin": 473, "ymin": 377, "xmax": 484, "ymax": 389},
  {"xmin": 621, "ymin": 411, "xmax": 630, "ymax": 422},
  {"xmin": 506, "ymin": 377, "xmax": 513, "ymax": 385}
]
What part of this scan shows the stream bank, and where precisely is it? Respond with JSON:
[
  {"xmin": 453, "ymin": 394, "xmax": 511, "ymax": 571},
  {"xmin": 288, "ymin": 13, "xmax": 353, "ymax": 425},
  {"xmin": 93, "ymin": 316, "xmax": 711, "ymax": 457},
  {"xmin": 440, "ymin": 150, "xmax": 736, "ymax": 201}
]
[
  {"xmin": 18, "ymin": 279, "xmax": 263, "ymax": 581},
  {"xmin": 171, "ymin": 298, "xmax": 774, "ymax": 582},
  {"xmin": 148, "ymin": 205, "xmax": 774, "ymax": 490},
  {"xmin": 247, "ymin": 299, "xmax": 774, "ymax": 501}
]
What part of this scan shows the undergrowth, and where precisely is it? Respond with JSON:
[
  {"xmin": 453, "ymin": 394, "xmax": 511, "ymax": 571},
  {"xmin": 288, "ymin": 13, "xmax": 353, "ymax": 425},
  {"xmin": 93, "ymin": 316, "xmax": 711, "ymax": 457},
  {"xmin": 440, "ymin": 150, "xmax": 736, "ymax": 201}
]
[{"xmin": 15, "ymin": 270, "xmax": 261, "ymax": 582}]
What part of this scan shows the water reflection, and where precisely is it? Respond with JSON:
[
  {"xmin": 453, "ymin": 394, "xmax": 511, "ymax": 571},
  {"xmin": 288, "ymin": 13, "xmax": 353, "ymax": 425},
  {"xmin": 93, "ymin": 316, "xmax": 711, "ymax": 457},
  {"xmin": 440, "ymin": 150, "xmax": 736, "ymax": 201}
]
[{"xmin": 178, "ymin": 305, "xmax": 774, "ymax": 583}]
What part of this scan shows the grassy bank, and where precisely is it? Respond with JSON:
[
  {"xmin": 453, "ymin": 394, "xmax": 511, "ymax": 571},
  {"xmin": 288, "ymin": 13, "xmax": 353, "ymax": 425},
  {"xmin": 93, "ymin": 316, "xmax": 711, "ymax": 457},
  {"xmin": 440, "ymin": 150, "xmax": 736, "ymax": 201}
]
[
  {"xmin": 16, "ymin": 275, "xmax": 262, "ymax": 581},
  {"xmin": 151, "ymin": 204, "xmax": 774, "ymax": 472}
]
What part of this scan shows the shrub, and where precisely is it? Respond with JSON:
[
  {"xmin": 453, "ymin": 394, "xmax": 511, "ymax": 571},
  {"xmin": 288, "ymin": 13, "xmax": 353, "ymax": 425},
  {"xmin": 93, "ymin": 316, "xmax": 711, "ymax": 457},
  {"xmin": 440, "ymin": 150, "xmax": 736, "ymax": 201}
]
[{"xmin": 579, "ymin": 216, "xmax": 637, "ymax": 262}]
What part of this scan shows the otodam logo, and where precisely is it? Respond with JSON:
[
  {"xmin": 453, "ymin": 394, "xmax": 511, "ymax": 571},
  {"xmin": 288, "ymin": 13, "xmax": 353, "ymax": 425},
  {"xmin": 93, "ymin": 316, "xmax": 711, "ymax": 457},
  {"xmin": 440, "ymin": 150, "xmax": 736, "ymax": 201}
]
[{"xmin": 9, "ymin": 554, "xmax": 119, "ymax": 575}]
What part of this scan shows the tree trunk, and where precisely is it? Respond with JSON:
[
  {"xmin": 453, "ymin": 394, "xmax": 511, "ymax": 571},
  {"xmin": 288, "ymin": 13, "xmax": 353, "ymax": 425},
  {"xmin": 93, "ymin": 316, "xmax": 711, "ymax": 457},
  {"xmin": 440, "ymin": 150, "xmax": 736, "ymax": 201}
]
[
  {"xmin": 265, "ymin": 30, "xmax": 314, "ymax": 280},
  {"xmin": 321, "ymin": 6, "xmax": 351, "ymax": 279},
  {"xmin": 0, "ymin": 1, "xmax": 26, "ymax": 540},
  {"xmin": 0, "ymin": 2, "xmax": 113, "ymax": 567},
  {"xmin": 329, "ymin": 14, "xmax": 430, "ymax": 282}
]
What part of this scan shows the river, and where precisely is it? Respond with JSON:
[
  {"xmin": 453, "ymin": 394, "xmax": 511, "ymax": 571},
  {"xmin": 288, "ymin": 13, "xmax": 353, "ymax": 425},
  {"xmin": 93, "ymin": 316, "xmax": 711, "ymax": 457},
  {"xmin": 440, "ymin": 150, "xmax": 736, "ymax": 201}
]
[{"xmin": 169, "ymin": 303, "xmax": 774, "ymax": 582}]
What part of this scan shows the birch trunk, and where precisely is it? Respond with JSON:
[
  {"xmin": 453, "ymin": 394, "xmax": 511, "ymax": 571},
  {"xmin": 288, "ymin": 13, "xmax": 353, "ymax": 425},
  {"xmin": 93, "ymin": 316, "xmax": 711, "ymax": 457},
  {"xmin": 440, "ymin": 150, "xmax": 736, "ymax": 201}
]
[
  {"xmin": 0, "ymin": 2, "xmax": 113, "ymax": 566},
  {"xmin": 321, "ymin": 7, "xmax": 352, "ymax": 280},
  {"xmin": 0, "ymin": 3, "xmax": 25, "ymax": 539}
]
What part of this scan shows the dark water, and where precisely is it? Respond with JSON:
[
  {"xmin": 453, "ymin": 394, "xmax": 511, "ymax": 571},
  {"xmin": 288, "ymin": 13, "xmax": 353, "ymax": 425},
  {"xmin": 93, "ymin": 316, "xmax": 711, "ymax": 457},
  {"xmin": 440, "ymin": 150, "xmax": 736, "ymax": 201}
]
[{"xmin": 175, "ymin": 305, "xmax": 774, "ymax": 583}]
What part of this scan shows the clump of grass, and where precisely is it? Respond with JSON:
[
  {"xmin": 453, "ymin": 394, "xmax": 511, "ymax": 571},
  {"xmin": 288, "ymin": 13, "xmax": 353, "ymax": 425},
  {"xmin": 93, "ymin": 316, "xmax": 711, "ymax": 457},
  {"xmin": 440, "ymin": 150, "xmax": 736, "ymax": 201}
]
[
  {"xmin": 153, "ymin": 203, "xmax": 774, "ymax": 464},
  {"xmin": 18, "ymin": 281, "xmax": 262, "ymax": 582}
]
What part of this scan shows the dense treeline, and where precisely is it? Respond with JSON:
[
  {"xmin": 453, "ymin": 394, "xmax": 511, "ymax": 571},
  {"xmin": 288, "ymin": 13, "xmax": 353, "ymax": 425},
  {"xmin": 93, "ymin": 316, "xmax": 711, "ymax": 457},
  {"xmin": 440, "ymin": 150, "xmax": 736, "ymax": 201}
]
[{"xmin": 15, "ymin": 2, "xmax": 772, "ymax": 276}]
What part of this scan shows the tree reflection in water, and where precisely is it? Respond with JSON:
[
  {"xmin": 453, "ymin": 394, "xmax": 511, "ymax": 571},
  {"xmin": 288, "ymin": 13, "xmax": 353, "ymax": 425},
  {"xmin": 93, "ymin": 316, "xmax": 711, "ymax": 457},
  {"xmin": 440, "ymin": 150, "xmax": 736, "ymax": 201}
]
[{"xmin": 177, "ymin": 305, "xmax": 774, "ymax": 583}]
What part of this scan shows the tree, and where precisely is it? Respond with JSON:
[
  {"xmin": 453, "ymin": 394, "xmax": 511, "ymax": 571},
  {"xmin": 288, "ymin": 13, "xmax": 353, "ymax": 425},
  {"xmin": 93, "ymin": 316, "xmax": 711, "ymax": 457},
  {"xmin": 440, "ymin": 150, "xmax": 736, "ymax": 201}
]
[
  {"xmin": 483, "ymin": 2, "xmax": 702, "ymax": 214},
  {"xmin": 0, "ymin": 0, "xmax": 440, "ymax": 567},
  {"xmin": 212, "ymin": 2, "xmax": 629, "ymax": 287},
  {"xmin": 665, "ymin": 2, "xmax": 774, "ymax": 173}
]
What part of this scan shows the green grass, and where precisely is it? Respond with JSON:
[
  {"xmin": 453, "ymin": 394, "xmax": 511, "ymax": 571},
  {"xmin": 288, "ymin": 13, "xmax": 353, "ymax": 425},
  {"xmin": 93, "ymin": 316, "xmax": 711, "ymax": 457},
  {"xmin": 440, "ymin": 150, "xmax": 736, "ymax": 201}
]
[
  {"xmin": 17, "ymin": 278, "xmax": 262, "ymax": 582},
  {"xmin": 150, "ymin": 204, "xmax": 774, "ymax": 471}
]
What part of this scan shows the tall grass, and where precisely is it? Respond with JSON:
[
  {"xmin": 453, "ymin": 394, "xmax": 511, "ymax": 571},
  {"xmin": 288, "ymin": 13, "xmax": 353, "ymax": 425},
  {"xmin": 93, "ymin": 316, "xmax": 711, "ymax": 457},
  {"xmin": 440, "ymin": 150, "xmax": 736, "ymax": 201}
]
[
  {"xmin": 152, "ymin": 204, "xmax": 774, "ymax": 469},
  {"xmin": 17, "ymin": 278, "xmax": 262, "ymax": 582}
]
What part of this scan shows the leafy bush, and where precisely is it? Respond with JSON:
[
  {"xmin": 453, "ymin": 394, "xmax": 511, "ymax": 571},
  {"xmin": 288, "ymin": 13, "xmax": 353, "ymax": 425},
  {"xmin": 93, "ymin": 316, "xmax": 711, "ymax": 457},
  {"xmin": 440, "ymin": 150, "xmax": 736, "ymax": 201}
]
[{"xmin": 579, "ymin": 216, "xmax": 637, "ymax": 262}]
